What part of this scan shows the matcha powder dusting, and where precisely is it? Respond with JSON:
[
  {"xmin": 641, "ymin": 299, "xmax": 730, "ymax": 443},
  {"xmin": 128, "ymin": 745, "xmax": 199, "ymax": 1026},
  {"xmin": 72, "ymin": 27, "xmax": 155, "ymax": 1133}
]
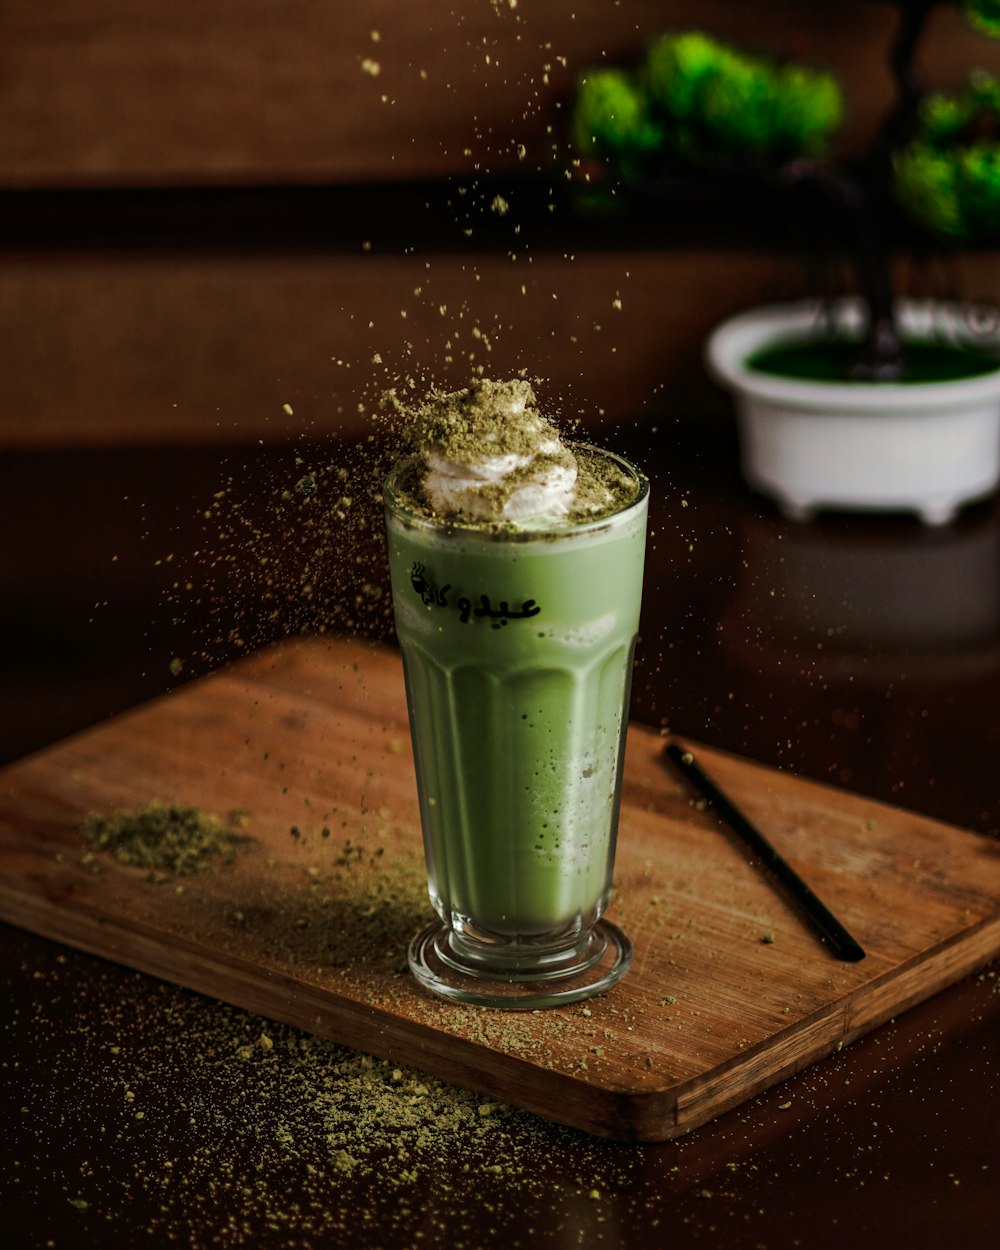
[
  {"xmin": 5, "ymin": 955, "xmax": 636, "ymax": 1248},
  {"xmin": 79, "ymin": 801, "xmax": 238, "ymax": 876}
]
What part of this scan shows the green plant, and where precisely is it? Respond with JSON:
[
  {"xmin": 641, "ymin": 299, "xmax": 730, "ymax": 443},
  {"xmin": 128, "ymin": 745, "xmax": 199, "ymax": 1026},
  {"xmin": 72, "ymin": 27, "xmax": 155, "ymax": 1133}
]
[
  {"xmin": 964, "ymin": 0, "xmax": 1000, "ymax": 36},
  {"xmin": 894, "ymin": 71, "xmax": 1000, "ymax": 240},
  {"xmin": 570, "ymin": 4, "xmax": 1000, "ymax": 379},
  {"xmin": 574, "ymin": 32, "xmax": 842, "ymax": 169}
]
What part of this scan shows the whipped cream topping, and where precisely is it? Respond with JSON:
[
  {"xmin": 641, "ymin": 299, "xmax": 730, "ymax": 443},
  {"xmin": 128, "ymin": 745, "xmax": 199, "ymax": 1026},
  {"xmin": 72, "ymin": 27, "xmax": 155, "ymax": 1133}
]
[{"xmin": 415, "ymin": 380, "xmax": 580, "ymax": 522}]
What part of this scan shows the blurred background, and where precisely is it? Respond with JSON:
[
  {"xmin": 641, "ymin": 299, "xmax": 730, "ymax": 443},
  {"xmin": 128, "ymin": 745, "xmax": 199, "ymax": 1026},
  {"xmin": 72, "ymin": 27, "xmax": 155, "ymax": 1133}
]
[{"xmin": 3, "ymin": 0, "xmax": 1000, "ymax": 836}]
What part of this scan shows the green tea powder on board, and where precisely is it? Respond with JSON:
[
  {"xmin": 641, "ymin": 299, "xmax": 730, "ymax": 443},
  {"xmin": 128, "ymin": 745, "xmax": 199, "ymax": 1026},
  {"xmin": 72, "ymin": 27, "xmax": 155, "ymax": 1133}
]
[{"xmin": 79, "ymin": 801, "xmax": 237, "ymax": 876}]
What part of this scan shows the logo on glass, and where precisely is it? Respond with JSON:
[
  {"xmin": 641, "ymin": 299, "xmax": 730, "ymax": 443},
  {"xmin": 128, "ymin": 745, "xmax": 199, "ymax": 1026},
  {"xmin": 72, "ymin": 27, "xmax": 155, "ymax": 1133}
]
[{"xmin": 409, "ymin": 562, "xmax": 540, "ymax": 629}]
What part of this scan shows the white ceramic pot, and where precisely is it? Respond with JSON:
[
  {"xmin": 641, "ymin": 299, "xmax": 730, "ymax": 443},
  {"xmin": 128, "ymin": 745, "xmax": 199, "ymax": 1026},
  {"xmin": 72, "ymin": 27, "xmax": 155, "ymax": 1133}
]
[{"xmin": 706, "ymin": 299, "xmax": 1000, "ymax": 524}]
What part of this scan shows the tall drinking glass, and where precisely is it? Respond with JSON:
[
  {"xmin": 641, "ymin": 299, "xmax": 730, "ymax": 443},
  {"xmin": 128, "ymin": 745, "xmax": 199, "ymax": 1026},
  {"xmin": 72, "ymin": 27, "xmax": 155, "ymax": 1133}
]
[{"xmin": 384, "ymin": 447, "xmax": 649, "ymax": 1007}]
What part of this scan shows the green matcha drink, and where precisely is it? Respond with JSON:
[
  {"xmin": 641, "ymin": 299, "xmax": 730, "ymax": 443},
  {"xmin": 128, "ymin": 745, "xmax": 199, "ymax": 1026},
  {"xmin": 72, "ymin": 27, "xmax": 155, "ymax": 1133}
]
[{"xmin": 384, "ymin": 380, "xmax": 648, "ymax": 1007}]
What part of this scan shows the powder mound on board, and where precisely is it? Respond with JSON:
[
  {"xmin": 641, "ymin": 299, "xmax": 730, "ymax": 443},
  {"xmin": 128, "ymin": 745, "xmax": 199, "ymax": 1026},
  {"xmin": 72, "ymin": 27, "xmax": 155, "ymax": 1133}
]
[{"xmin": 79, "ymin": 801, "xmax": 239, "ymax": 876}]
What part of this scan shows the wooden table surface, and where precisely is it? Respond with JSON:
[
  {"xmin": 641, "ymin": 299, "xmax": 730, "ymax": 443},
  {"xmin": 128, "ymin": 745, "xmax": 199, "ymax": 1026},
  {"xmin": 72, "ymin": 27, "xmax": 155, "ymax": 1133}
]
[{"xmin": 3, "ymin": 425, "xmax": 1000, "ymax": 1248}]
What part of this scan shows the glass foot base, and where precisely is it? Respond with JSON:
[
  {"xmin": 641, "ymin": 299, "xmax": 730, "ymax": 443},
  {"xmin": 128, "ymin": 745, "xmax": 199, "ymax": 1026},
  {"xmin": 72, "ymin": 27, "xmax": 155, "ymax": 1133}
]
[{"xmin": 407, "ymin": 919, "xmax": 632, "ymax": 1009}]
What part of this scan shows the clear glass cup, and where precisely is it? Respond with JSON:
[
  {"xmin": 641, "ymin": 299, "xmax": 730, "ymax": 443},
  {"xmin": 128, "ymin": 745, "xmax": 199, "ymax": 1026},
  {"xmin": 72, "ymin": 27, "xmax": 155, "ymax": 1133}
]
[{"xmin": 384, "ymin": 446, "xmax": 649, "ymax": 1007}]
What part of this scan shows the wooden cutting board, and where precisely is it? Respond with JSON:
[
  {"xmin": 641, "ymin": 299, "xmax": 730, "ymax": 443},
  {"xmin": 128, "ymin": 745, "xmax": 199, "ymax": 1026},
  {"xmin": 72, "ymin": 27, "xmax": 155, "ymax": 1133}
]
[{"xmin": 2, "ymin": 636, "xmax": 998, "ymax": 1142}]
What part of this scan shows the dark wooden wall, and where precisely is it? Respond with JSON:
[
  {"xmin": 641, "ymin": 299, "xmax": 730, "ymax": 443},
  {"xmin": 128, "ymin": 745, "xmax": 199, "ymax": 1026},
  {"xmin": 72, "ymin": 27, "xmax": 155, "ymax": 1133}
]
[
  {"xmin": 3, "ymin": 0, "xmax": 999, "ymax": 447},
  {"xmin": 2, "ymin": 0, "xmax": 994, "ymax": 188},
  {"xmin": 2, "ymin": 1, "xmax": 999, "ymax": 761}
]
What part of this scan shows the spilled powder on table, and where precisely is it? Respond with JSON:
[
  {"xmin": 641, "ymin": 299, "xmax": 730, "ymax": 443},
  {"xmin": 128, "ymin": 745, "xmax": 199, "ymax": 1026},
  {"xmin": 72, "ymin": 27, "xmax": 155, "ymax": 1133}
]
[
  {"xmin": 6, "ymin": 952, "xmax": 649, "ymax": 1247},
  {"xmin": 73, "ymin": 790, "xmax": 647, "ymax": 1082}
]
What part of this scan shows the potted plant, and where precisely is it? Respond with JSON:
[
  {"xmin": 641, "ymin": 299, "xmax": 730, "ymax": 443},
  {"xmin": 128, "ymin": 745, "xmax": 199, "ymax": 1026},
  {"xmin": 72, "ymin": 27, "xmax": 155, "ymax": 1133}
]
[{"xmin": 570, "ymin": 3, "xmax": 1000, "ymax": 523}]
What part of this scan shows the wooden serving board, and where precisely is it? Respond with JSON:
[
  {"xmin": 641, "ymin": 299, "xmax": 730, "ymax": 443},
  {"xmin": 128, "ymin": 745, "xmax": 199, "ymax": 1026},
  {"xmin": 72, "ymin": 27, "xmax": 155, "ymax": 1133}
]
[{"xmin": 2, "ymin": 636, "xmax": 999, "ymax": 1142}]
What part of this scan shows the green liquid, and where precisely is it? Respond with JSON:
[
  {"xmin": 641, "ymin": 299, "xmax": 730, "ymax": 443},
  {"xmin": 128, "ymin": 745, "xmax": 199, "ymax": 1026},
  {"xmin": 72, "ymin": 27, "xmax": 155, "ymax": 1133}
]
[
  {"xmin": 748, "ymin": 339, "xmax": 1000, "ymax": 383},
  {"xmin": 385, "ymin": 455, "xmax": 648, "ymax": 940}
]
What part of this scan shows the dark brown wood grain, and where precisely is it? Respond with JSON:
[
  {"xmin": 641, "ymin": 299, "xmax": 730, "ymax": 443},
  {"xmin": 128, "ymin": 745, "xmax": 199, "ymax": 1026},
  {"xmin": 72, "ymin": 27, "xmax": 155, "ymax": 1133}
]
[
  {"xmin": 4, "ymin": 3, "xmax": 999, "ymax": 450},
  {"xmin": 1, "ymin": 635, "xmax": 997, "ymax": 1141},
  {"xmin": 0, "ymin": 245, "xmax": 783, "ymax": 447},
  {"xmin": 1, "ymin": 1, "xmax": 996, "ymax": 188},
  {"xmin": 7, "ymin": 0, "xmax": 1000, "ymax": 187}
]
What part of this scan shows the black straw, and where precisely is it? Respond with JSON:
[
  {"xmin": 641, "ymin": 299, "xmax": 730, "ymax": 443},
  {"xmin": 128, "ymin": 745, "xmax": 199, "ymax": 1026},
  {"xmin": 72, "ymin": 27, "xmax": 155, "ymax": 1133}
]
[{"xmin": 664, "ymin": 742, "xmax": 866, "ymax": 963}]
